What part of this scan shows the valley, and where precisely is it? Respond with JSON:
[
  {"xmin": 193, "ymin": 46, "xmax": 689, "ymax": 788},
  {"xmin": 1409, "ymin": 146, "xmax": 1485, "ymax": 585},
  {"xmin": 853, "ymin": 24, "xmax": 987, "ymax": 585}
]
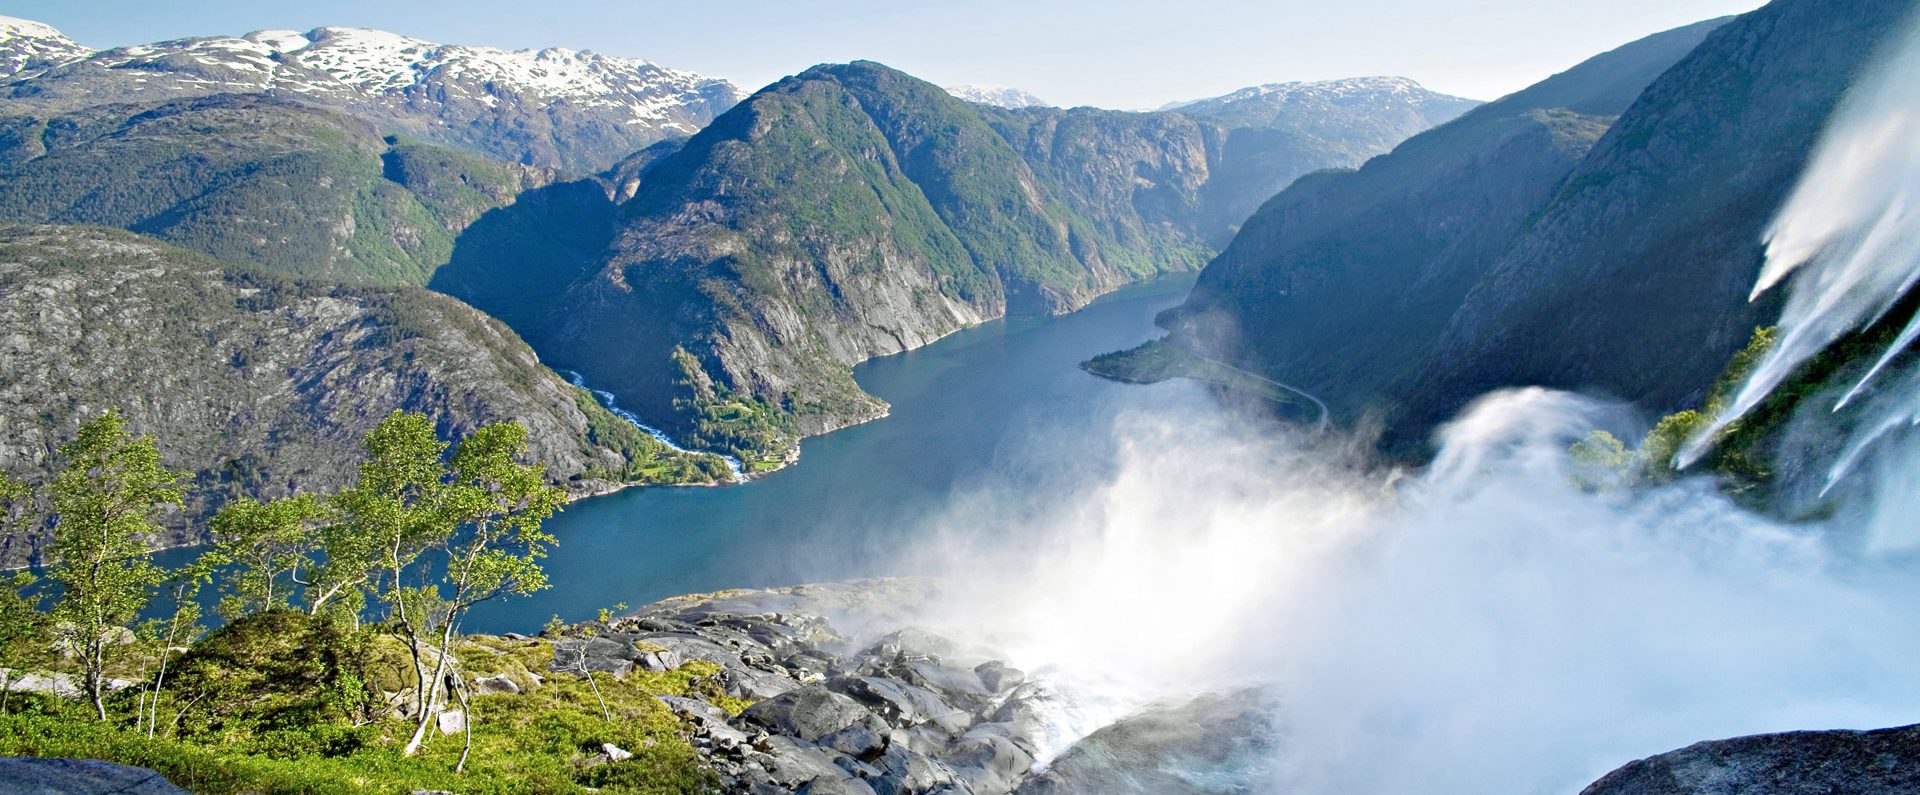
[{"xmin": 1, "ymin": 1, "xmax": 1919, "ymax": 794}]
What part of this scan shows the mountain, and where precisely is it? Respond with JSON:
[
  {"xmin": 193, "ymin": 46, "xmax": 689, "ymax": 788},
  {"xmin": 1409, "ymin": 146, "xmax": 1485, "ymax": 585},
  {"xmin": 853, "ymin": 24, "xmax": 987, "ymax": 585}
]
[
  {"xmin": 0, "ymin": 93, "xmax": 552, "ymax": 285},
  {"xmin": 1171, "ymin": 76, "xmax": 1483, "ymax": 235},
  {"xmin": 0, "ymin": 224, "xmax": 727, "ymax": 566},
  {"xmin": 0, "ymin": 16, "xmax": 87, "ymax": 81},
  {"xmin": 945, "ymin": 84, "xmax": 1052, "ymax": 108},
  {"xmin": 1141, "ymin": 21, "xmax": 1727, "ymax": 417},
  {"xmin": 433, "ymin": 61, "xmax": 1476, "ymax": 464},
  {"xmin": 1127, "ymin": 0, "xmax": 1912, "ymax": 450},
  {"xmin": 0, "ymin": 17, "xmax": 742, "ymax": 171},
  {"xmin": 1404, "ymin": 0, "xmax": 1915, "ymax": 437}
]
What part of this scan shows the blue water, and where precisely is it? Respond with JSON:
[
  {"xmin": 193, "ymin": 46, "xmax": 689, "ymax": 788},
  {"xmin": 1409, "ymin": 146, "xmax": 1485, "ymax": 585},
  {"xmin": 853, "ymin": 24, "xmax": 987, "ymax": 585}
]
[
  {"xmin": 466, "ymin": 274, "xmax": 1206, "ymax": 632},
  {"xmin": 144, "ymin": 274, "xmax": 1204, "ymax": 632}
]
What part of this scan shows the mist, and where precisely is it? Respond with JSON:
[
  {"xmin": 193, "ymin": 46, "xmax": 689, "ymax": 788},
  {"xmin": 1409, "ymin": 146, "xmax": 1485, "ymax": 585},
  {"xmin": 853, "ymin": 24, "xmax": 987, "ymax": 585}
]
[
  {"xmin": 812, "ymin": 10, "xmax": 1920, "ymax": 791},
  {"xmin": 867, "ymin": 385, "xmax": 1920, "ymax": 793}
]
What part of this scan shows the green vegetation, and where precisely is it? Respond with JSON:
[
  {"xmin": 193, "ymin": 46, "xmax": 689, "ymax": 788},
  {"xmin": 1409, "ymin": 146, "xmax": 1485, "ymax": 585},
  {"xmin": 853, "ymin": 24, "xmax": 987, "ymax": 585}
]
[
  {"xmin": 669, "ymin": 349, "xmax": 799, "ymax": 467},
  {"xmin": 1569, "ymin": 327, "xmax": 1777, "ymax": 492},
  {"xmin": 571, "ymin": 389, "xmax": 732, "ymax": 484},
  {"xmin": 0, "ymin": 96, "xmax": 542, "ymax": 286},
  {"xmin": 0, "ymin": 410, "xmax": 719, "ymax": 792}
]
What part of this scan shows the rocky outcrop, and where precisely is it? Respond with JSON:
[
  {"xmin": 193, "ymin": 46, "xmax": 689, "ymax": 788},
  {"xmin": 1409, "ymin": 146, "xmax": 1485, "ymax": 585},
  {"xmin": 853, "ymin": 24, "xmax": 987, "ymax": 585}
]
[
  {"xmin": 0, "ymin": 758, "xmax": 189, "ymax": 795},
  {"xmin": 1015, "ymin": 690, "xmax": 1278, "ymax": 795},
  {"xmin": 0, "ymin": 224, "xmax": 721, "ymax": 566},
  {"xmin": 550, "ymin": 581, "xmax": 1063, "ymax": 795},
  {"xmin": 1580, "ymin": 724, "xmax": 1920, "ymax": 795}
]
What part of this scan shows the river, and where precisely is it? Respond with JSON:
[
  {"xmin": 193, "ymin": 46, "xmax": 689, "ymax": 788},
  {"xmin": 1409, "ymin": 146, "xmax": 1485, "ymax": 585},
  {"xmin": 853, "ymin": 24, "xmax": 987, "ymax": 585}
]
[{"xmin": 464, "ymin": 273, "xmax": 1208, "ymax": 632}]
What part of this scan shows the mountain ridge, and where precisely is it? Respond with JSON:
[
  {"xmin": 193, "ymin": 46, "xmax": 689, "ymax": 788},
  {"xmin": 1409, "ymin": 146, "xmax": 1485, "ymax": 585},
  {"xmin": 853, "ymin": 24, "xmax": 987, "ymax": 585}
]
[{"xmin": 0, "ymin": 16, "xmax": 743, "ymax": 171}]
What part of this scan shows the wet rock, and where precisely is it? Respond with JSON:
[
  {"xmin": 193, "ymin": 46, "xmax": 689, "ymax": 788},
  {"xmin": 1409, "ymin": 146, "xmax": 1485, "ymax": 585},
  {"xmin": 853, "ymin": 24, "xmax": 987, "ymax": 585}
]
[
  {"xmin": 722, "ymin": 666, "xmax": 801, "ymax": 701},
  {"xmin": 832, "ymin": 675, "xmax": 962, "ymax": 730},
  {"xmin": 1015, "ymin": 690, "xmax": 1277, "ymax": 795},
  {"xmin": 974, "ymin": 662, "xmax": 1024, "ymax": 693}
]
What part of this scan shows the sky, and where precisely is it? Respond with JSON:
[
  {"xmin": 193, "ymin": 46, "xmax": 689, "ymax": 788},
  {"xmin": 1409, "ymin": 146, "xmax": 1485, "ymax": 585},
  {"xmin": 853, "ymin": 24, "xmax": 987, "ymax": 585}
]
[{"xmin": 11, "ymin": 0, "xmax": 1768, "ymax": 108}]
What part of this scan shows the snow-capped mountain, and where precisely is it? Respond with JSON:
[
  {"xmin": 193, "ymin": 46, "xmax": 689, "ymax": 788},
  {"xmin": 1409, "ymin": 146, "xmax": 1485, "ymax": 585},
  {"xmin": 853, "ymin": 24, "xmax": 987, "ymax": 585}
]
[
  {"xmin": 1165, "ymin": 76, "xmax": 1477, "ymax": 124},
  {"xmin": 945, "ymin": 84, "xmax": 1052, "ymax": 108},
  {"xmin": 0, "ymin": 16, "xmax": 89, "ymax": 81},
  {"xmin": 0, "ymin": 17, "xmax": 744, "ymax": 172}
]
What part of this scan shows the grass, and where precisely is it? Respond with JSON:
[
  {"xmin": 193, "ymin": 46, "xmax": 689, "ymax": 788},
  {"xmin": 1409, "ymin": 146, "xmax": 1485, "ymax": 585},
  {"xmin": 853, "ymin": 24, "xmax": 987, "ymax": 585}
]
[{"xmin": 0, "ymin": 613, "xmax": 729, "ymax": 794}]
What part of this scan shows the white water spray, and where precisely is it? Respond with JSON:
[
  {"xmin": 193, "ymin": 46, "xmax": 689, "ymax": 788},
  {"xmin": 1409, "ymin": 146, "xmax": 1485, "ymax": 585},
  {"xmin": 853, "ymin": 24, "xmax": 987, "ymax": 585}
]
[{"xmin": 888, "ymin": 387, "xmax": 1920, "ymax": 793}]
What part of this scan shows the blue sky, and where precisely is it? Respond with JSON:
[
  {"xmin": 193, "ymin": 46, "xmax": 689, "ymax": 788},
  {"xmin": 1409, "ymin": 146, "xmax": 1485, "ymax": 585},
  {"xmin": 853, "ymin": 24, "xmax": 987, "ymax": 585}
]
[{"xmin": 12, "ymin": 0, "xmax": 1767, "ymax": 108}]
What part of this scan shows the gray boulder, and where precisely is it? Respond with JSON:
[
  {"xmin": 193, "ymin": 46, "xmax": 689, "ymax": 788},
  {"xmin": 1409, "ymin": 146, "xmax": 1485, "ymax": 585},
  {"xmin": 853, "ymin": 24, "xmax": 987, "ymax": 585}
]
[
  {"xmin": 1580, "ymin": 723, "xmax": 1920, "ymax": 795},
  {"xmin": 0, "ymin": 758, "xmax": 189, "ymax": 794},
  {"xmin": 739, "ymin": 685, "xmax": 888, "ymax": 743}
]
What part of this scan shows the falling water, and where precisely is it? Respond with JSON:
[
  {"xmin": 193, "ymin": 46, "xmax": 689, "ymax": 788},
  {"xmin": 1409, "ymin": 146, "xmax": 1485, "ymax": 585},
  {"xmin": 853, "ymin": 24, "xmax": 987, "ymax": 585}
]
[{"xmin": 1682, "ymin": 9, "xmax": 1920, "ymax": 548}]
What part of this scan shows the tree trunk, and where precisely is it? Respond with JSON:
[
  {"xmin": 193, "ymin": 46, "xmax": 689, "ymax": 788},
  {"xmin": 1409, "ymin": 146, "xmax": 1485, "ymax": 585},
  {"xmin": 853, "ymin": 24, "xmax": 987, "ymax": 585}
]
[
  {"xmin": 87, "ymin": 637, "xmax": 106, "ymax": 721},
  {"xmin": 402, "ymin": 618, "xmax": 458, "ymax": 757},
  {"xmin": 454, "ymin": 673, "xmax": 474, "ymax": 773}
]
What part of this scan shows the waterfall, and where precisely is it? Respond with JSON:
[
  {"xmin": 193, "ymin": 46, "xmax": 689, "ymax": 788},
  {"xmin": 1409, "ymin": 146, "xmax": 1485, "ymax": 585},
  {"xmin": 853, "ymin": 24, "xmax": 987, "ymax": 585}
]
[{"xmin": 1682, "ymin": 10, "xmax": 1920, "ymax": 548}]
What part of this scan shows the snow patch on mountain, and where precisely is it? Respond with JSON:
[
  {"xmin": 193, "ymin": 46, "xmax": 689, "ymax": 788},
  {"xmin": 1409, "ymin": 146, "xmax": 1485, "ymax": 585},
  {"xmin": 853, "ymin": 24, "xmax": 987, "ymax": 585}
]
[
  {"xmin": 0, "ymin": 16, "xmax": 744, "ymax": 167},
  {"xmin": 1165, "ymin": 76, "xmax": 1472, "ymax": 112},
  {"xmin": 946, "ymin": 84, "xmax": 1052, "ymax": 108},
  {"xmin": 0, "ymin": 14, "xmax": 93, "ymax": 81}
]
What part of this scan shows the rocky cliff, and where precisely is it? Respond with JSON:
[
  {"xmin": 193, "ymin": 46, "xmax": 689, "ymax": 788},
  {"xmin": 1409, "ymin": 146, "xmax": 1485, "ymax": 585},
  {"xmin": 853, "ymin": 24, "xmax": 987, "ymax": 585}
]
[
  {"xmin": 1404, "ymin": 0, "xmax": 1915, "ymax": 439},
  {"xmin": 1118, "ymin": 0, "xmax": 1919, "ymax": 451},
  {"xmin": 1150, "ymin": 18, "xmax": 1726, "ymax": 419},
  {"xmin": 0, "ymin": 224, "xmax": 725, "ymax": 566}
]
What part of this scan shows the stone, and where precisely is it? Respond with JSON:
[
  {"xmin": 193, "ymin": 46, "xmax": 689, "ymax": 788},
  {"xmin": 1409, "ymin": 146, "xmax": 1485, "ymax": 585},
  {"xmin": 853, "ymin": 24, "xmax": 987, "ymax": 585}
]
[
  {"xmin": 601, "ymin": 742, "xmax": 633, "ymax": 762},
  {"xmin": 0, "ymin": 758, "xmax": 189, "ymax": 794},
  {"xmin": 974, "ymin": 662, "xmax": 1025, "ymax": 693},
  {"xmin": 738, "ymin": 685, "xmax": 882, "ymax": 742},
  {"xmin": 1579, "ymin": 723, "xmax": 1920, "ymax": 795},
  {"xmin": 472, "ymin": 674, "xmax": 521, "ymax": 695},
  {"xmin": 436, "ymin": 708, "xmax": 466, "ymax": 735},
  {"xmin": 797, "ymin": 774, "xmax": 879, "ymax": 795}
]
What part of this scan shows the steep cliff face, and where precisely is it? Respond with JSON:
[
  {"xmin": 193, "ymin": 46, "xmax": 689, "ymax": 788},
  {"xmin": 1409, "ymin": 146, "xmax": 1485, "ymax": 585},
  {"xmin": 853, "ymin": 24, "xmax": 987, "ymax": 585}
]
[
  {"xmin": 436, "ymin": 61, "xmax": 1472, "ymax": 461},
  {"xmin": 1138, "ymin": 18, "xmax": 1726, "ymax": 415},
  {"xmin": 0, "ymin": 225, "xmax": 722, "ymax": 566},
  {"xmin": 0, "ymin": 94, "xmax": 553, "ymax": 286},
  {"xmin": 1407, "ymin": 0, "xmax": 1915, "ymax": 436}
]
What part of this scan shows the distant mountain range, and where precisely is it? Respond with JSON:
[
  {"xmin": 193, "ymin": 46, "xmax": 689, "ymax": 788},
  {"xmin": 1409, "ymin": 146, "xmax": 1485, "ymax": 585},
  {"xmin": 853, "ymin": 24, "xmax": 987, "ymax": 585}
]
[
  {"xmin": 0, "ymin": 16, "xmax": 742, "ymax": 171},
  {"xmin": 945, "ymin": 84, "xmax": 1052, "ymax": 108}
]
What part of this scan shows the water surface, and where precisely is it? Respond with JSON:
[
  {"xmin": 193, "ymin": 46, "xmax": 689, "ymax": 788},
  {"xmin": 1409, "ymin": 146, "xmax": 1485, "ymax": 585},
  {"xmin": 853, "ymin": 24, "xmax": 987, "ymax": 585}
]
[{"xmin": 467, "ymin": 274, "xmax": 1204, "ymax": 631}]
